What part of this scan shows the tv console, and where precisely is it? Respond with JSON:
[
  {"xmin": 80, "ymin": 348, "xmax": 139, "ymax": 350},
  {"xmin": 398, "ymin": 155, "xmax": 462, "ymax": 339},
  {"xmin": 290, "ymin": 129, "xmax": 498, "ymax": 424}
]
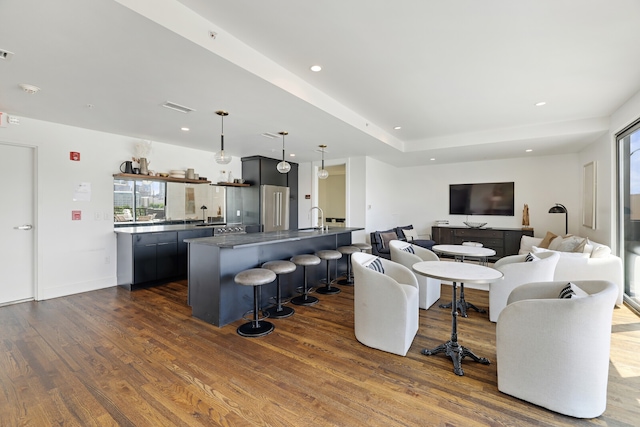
[{"xmin": 431, "ymin": 226, "xmax": 533, "ymax": 262}]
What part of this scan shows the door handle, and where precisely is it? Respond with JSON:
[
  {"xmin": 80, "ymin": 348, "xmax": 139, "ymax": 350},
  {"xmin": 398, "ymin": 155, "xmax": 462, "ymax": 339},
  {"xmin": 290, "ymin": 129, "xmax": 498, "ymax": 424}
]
[{"xmin": 13, "ymin": 224, "xmax": 33, "ymax": 230}]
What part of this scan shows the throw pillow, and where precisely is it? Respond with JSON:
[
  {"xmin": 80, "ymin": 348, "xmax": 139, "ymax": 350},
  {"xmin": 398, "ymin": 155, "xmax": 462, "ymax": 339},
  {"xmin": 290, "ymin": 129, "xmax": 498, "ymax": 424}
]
[
  {"xmin": 401, "ymin": 245, "xmax": 415, "ymax": 254},
  {"xmin": 379, "ymin": 231, "xmax": 398, "ymax": 248},
  {"xmin": 539, "ymin": 231, "xmax": 558, "ymax": 249},
  {"xmin": 548, "ymin": 235, "xmax": 564, "ymax": 251},
  {"xmin": 367, "ymin": 257, "xmax": 385, "ymax": 273},
  {"xmin": 524, "ymin": 252, "xmax": 539, "ymax": 262},
  {"xmin": 590, "ymin": 243, "xmax": 612, "ymax": 258},
  {"xmin": 531, "ymin": 246, "xmax": 590, "ymax": 258},
  {"xmin": 558, "ymin": 282, "xmax": 589, "ymax": 299},
  {"xmin": 556, "ymin": 236, "xmax": 585, "ymax": 252},
  {"xmin": 403, "ymin": 228, "xmax": 419, "ymax": 242}
]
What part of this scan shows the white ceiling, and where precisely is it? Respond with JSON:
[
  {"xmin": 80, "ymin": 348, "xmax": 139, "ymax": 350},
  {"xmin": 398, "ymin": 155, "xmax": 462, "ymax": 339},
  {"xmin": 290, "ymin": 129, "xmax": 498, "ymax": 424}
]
[{"xmin": 2, "ymin": 0, "xmax": 640, "ymax": 166}]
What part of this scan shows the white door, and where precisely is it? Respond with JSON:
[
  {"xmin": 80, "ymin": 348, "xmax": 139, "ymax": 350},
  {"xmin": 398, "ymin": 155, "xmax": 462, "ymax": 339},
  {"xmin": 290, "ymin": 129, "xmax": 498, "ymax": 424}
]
[{"xmin": 0, "ymin": 143, "xmax": 35, "ymax": 305}]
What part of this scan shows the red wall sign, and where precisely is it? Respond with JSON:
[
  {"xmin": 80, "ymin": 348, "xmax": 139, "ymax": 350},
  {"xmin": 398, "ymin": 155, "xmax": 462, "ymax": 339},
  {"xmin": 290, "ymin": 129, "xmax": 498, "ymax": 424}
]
[
  {"xmin": 70, "ymin": 152, "xmax": 80, "ymax": 161},
  {"xmin": 72, "ymin": 210, "xmax": 82, "ymax": 220}
]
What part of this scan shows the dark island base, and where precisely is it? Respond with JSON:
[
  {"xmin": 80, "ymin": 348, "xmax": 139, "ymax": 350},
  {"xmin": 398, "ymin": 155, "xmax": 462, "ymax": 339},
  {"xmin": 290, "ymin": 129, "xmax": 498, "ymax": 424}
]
[{"xmin": 188, "ymin": 231, "xmax": 354, "ymax": 327}]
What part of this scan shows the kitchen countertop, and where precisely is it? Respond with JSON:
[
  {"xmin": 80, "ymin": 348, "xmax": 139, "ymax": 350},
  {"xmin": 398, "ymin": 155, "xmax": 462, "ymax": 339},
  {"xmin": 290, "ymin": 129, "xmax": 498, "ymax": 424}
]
[
  {"xmin": 114, "ymin": 224, "xmax": 223, "ymax": 234},
  {"xmin": 185, "ymin": 227, "xmax": 363, "ymax": 249}
]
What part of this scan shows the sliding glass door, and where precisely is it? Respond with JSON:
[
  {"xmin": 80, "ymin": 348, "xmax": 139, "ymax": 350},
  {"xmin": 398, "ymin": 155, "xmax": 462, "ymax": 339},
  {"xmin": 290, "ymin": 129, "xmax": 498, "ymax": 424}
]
[{"xmin": 618, "ymin": 120, "xmax": 640, "ymax": 313}]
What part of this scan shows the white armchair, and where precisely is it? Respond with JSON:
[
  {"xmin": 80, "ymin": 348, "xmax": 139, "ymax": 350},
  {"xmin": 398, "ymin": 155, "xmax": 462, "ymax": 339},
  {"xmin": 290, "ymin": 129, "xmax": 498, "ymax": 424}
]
[
  {"xmin": 496, "ymin": 280, "xmax": 618, "ymax": 418},
  {"xmin": 351, "ymin": 252, "xmax": 419, "ymax": 356},
  {"xmin": 488, "ymin": 251, "xmax": 560, "ymax": 322},
  {"xmin": 389, "ymin": 240, "xmax": 441, "ymax": 309}
]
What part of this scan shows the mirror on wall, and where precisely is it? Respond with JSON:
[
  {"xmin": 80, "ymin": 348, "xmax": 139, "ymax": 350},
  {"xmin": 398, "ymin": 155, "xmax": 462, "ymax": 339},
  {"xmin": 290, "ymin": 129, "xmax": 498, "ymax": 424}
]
[{"xmin": 114, "ymin": 179, "xmax": 226, "ymax": 225}]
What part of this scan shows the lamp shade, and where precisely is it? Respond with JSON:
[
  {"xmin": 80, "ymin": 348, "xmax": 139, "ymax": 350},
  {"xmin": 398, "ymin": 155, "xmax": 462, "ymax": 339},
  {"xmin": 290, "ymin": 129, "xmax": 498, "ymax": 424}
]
[
  {"xmin": 277, "ymin": 131, "xmax": 290, "ymax": 174},
  {"xmin": 318, "ymin": 144, "xmax": 329, "ymax": 180},
  {"xmin": 215, "ymin": 110, "xmax": 232, "ymax": 165},
  {"xmin": 548, "ymin": 204, "xmax": 567, "ymax": 214}
]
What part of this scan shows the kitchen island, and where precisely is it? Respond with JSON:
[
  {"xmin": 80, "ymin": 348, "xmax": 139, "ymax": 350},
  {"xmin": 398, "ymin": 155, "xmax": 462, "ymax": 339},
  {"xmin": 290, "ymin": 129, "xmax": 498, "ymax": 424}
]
[{"xmin": 186, "ymin": 227, "xmax": 363, "ymax": 327}]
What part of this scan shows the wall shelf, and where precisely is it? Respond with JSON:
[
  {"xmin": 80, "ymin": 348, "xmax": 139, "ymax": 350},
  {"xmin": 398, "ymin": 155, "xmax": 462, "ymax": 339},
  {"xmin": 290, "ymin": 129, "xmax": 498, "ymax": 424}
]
[
  {"xmin": 216, "ymin": 182, "xmax": 250, "ymax": 187},
  {"xmin": 113, "ymin": 173, "xmax": 211, "ymax": 184}
]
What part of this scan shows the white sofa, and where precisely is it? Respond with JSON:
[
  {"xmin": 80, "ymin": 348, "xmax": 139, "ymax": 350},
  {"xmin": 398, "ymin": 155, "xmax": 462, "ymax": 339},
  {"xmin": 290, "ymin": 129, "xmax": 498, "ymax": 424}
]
[
  {"xmin": 496, "ymin": 280, "xmax": 618, "ymax": 418},
  {"xmin": 389, "ymin": 240, "xmax": 441, "ymax": 309},
  {"xmin": 519, "ymin": 235, "xmax": 623, "ymax": 305},
  {"xmin": 352, "ymin": 252, "xmax": 419, "ymax": 356}
]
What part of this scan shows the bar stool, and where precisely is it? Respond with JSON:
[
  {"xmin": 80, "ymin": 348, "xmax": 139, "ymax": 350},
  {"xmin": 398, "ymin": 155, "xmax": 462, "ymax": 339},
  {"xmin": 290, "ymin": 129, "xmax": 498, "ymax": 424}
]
[
  {"xmin": 262, "ymin": 260, "xmax": 296, "ymax": 319},
  {"xmin": 315, "ymin": 250, "xmax": 342, "ymax": 295},
  {"xmin": 336, "ymin": 245, "xmax": 359, "ymax": 285},
  {"xmin": 290, "ymin": 254, "xmax": 321, "ymax": 306},
  {"xmin": 234, "ymin": 268, "xmax": 277, "ymax": 338},
  {"xmin": 353, "ymin": 242, "xmax": 372, "ymax": 253}
]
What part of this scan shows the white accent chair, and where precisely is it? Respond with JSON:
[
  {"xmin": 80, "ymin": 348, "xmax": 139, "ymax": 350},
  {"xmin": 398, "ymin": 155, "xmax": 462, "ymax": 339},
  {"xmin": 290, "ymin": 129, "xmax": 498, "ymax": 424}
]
[
  {"xmin": 351, "ymin": 252, "xmax": 419, "ymax": 356},
  {"xmin": 496, "ymin": 280, "xmax": 618, "ymax": 418},
  {"xmin": 488, "ymin": 251, "xmax": 560, "ymax": 322},
  {"xmin": 389, "ymin": 240, "xmax": 441, "ymax": 309}
]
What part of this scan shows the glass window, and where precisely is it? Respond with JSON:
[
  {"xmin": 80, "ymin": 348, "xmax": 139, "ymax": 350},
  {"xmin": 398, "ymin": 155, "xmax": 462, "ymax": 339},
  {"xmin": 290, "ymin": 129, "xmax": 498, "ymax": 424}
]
[
  {"xmin": 617, "ymin": 120, "xmax": 640, "ymax": 312},
  {"xmin": 114, "ymin": 179, "xmax": 166, "ymax": 223}
]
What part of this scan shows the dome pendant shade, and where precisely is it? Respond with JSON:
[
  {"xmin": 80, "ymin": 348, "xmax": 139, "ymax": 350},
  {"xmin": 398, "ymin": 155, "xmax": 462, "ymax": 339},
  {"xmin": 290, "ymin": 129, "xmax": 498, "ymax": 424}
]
[
  {"xmin": 277, "ymin": 131, "xmax": 290, "ymax": 174},
  {"xmin": 215, "ymin": 110, "xmax": 232, "ymax": 165},
  {"xmin": 318, "ymin": 144, "xmax": 329, "ymax": 179}
]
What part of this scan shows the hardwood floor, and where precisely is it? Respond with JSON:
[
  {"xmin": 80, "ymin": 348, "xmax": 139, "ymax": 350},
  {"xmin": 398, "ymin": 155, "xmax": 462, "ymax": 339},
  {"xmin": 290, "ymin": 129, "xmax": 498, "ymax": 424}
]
[{"xmin": 0, "ymin": 280, "xmax": 638, "ymax": 426}]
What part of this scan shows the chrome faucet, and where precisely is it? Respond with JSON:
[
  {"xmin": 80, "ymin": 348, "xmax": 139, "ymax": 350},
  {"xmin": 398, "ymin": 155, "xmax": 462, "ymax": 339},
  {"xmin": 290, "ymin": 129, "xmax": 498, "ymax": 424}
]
[{"xmin": 309, "ymin": 206, "xmax": 325, "ymax": 230}]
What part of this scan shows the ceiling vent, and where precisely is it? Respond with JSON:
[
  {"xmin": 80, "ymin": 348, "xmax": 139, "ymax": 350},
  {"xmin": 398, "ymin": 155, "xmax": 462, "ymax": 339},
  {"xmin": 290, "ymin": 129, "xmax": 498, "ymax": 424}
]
[
  {"xmin": 161, "ymin": 101, "xmax": 194, "ymax": 114},
  {"xmin": 261, "ymin": 132, "xmax": 279, "ymax": 139},
  {"xmin": 0, "ymin": 49, "xmax": 14, "ymax": 61}
]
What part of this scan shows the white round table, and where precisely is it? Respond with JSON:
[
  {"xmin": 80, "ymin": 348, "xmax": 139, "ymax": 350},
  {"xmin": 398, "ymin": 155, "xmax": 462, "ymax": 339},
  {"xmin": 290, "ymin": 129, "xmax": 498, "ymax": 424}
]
[
  {"xmin": 413, "ymin": 261, "xmax": 503, "ymax": 376},
  {"xmin": 431, "ymin": 244, "xmax": 497, "ymax": 316}
]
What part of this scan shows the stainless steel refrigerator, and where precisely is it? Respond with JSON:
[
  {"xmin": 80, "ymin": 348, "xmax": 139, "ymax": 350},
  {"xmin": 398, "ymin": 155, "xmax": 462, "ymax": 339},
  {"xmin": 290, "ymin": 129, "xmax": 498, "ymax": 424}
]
[{"xmin": 260, "ymin": 185, "xmax": 290, "ymax": 232}]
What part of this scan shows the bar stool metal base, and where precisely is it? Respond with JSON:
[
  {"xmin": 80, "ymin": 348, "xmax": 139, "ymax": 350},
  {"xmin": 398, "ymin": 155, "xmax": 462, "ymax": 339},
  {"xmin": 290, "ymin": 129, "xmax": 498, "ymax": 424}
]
[
  {"xmin": 237, "ymin": 320, "xmax": 275, "ymax": 337},
  {"xmin": 290, "ymin": 294, "xmax": 319, "ymax": 306},
  {"xmin": 264, "ymin": 305, "xmax": 295, "ymax": 319},
  {"xmin": 315, "ymin": 285, "xmax": 341, "ymax": 295}
]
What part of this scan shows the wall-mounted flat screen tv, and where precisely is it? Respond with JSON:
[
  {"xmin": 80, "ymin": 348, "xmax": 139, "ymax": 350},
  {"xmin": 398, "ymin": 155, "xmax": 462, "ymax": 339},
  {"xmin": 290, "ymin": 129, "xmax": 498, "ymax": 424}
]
[{"xmin": 449, "ymin": 182, "xmax": 515, "ymax": 216}]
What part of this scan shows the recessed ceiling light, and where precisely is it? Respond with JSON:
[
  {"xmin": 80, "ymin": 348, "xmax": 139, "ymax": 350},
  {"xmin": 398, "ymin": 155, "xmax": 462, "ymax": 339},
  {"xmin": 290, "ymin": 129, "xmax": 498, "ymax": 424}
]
[
  {"xmin": 394, "ymin": 126, "xmax": 402, "ymax": 130},
  {"xmin": 310, "ymin": 65, "xmax": 322, "ymax": 72},
  {"xmin": 181, "ymin": 127, "xmax": 190, "ymax": 131},
  {"xmin": 430, "ymin": 158, "xmax": 436, "ymax": 161},
  {"xmin": 289, "ymin": 153, "xmax": 296, "ymax": 157},
  {"xmin": 535, "ymin": 101, "xmax": 546, "ymax": 107},
  {"xmin": 526, "ymin": 149, "xmax": 533, "ymax": 152}
]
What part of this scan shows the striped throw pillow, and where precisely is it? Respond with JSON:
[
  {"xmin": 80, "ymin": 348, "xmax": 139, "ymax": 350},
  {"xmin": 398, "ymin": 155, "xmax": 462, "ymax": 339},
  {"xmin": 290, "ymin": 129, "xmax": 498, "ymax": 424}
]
[
  {"xmin": 524, "ymin": 252, "xmax": 538, "ymax": 262},
  {"xmin": 367, "ymin": 257, "xmax": 385, "ymax": 274},
  {"xmin": 402, "ymin": 245, "xmax": 415, "ymax": 254},
  {"xmin": 559, "ymin": 282, "xmax": 588, "ymax": 299}
]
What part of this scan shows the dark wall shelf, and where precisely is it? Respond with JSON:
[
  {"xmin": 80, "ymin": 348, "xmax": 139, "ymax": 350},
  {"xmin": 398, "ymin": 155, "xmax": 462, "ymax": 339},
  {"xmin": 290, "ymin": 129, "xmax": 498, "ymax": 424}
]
[{"xmin": 113, "ymin": 173, "xmax": 211, "ymax": 184}]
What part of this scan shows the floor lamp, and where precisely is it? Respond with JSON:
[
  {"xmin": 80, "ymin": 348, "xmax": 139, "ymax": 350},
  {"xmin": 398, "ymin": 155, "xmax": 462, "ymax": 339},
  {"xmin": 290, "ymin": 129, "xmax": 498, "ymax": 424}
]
[{"xmin": 548, "ymin": 203, "xmax": 568, "ymax": 235}]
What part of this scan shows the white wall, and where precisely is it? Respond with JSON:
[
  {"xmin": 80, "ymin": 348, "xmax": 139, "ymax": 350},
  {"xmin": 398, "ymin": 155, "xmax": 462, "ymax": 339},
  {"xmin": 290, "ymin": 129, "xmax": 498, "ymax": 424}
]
[
  {"xmin": 578, "ymin": 133, "xmax": 612, "ymax": 246},
  {"xmin": 391, "ymin": 155, "xmax": 581, "ymax": 239},
  {"xmin": 0, "ymin": 117, "xmax": 242, "ymax": 300}
]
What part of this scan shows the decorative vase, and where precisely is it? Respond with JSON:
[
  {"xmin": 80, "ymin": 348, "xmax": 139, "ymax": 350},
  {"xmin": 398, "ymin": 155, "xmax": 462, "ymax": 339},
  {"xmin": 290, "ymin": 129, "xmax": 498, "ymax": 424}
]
[{"xmin": 139, "ymin": 158, "xmax": 149, "ymax": 175}]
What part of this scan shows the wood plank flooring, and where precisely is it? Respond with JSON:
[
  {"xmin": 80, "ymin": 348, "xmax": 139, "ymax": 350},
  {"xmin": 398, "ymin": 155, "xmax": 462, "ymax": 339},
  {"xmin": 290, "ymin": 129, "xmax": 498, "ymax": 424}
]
[{"xmin": 0, "ymin": 280, "xmax": 638, "ymax": 426}]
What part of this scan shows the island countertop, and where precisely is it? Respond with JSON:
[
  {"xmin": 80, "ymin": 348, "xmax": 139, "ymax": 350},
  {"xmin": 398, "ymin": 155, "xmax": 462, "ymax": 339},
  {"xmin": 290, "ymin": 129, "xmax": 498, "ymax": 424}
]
[{"xmin": 184, "ymin": 227, "xmax": 363, "ymax": 249}]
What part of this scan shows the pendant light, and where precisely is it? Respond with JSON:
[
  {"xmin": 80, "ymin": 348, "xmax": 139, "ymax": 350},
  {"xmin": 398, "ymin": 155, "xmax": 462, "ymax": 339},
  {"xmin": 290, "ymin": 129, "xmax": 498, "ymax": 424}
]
[
  {"xmin": 214, "ymin": 110, "xmax": 232, "ymax": 165},
  {"xmin": 276, "ymin": 131, "xmax": 291, "ymax": 174},
  {"xmin": 318, "ymin": 144, "xmax": 329, "ymax": 179}
]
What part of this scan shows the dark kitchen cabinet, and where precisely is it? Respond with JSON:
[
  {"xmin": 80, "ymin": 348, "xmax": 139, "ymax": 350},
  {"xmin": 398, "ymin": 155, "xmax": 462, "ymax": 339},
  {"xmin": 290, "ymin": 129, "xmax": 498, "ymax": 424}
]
[
  {"xmin": 117, "ymin": 231, "xmax": 179, "ymax": 289},
  {"xmin": 241, "ymin": 155, "xmax": 299, "ymax": 230}
]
